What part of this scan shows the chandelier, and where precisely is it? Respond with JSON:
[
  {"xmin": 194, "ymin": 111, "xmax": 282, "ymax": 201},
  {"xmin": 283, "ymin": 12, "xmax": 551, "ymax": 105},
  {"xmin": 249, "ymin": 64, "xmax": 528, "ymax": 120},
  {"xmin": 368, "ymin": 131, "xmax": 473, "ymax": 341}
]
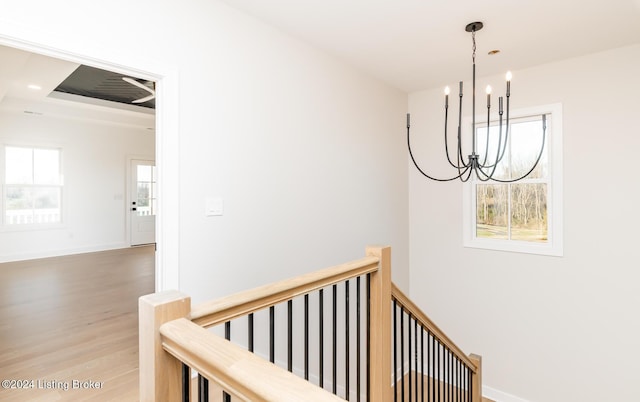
[{"xmin": 407, "ymin": 21, "xmax": 546, "ymax": 182}]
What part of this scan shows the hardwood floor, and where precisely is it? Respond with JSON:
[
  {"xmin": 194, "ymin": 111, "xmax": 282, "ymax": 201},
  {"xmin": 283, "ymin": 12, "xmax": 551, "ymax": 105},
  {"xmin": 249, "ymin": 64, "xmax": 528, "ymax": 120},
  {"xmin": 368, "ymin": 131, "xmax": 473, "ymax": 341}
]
[{"xmin": 0, "ymin": 246, "xmax": 155, "ymax": 402}]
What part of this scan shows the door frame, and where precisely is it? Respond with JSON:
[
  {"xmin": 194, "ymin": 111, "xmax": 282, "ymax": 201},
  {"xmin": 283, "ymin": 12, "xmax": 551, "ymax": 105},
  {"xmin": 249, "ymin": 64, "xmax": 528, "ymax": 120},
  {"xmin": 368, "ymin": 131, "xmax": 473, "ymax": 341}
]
[{"xmin": 0, "ymin": 26, "xmax": 180, "ymax": 292}]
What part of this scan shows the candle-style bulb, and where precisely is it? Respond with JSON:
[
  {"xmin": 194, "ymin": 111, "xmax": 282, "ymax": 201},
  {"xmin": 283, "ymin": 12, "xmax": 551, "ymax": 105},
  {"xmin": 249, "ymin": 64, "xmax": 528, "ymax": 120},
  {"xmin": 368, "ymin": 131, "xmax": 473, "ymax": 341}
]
[
  {"xmin": 506, "ymin": 71, "xmax": 512, "ymax": 97},
  {"xmin": 444, "ymin": 86, "xmax": 450, "ymax": 95},
  {"xmin": 506, "ymin": 71, "xmax": 512, "ymax": 81},
  {"xmin": 444, "ymin": 86, "xmax": 449, "ymax": 107},
  {"xmin": 486, "ymin": 85, "xmax": 491, "ymax": 108}
]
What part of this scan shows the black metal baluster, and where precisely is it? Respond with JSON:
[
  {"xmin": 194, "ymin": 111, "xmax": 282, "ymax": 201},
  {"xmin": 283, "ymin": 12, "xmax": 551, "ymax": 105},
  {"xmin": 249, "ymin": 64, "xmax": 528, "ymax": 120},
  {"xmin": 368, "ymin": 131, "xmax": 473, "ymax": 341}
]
[
  {"xmin": 450, "ymin": 348, "xmax": 453, "ymax": 402},
  {"xmin": 345, "ymin": 280, "xmax": 350, "ymax": 400},
  {"xmin": 468, "ymin": 367, "xmax": 472, "ymax": 402},
  {"xmin": 434, "ymin": 338, "xmax": 441, "ymax": 401},
  {"xmin": 356, "ymin": 276, "xmax": 361, "ymax": 402},
  {"xmin": 221, "ymin": 321, "xmax": 231, "ymax": 402},
  {"xmin": 366, "ymin": 274, "xmax": 371, "ymax": 402},
  {"xmin": 466, "ymin": 364, "xmax": 469, "ymax": 402},
  {"xmin": 269, "ymin": 306, "xmax": 275, "ymax": 363},
  {"xmin": 434, "ymin": 336, "xmax": 437, "ymax": 402},
  {"xmin": 414, "ymin": 320, "xmax": 418, "ymax": 401},
  {"xmin": 451, "ymin": 349, "xmax": 454, "ymax": 402},
  {"xmin": 248, "ymin": 313, "xmax": 254, "ymax": 352},
  {"xmin": 198, "ymin": 374, "xmax": 209, "ymax": 402},
  {"xmin": 182, "ymin": 363, "xmax": 190, "ymax": 402},
  {"xmin": 427, "ymin": 332, "xmax": 431, "ymax": 402},
  {"xmin": 442, "ymin": 345, "xmax": 446, "ymax": 402},
  {"xmin": 458, "ymin": 358, "xmax": 461, "ymax": 402},
  {"xmin": 320, "ymin": 288, "xmax": 324, "ymax": 388},
  {"xmin": 409, "ymin": 314, "xmax": 412, "ymax": 402},
  {"xmin": 463, "ymin": 365, "xmax": 467, "ymax": 402},
  {"xmin": 453, "ymin": 357, "xmax": 457, "ymax": 402},
  {"xmin": 400, "ymin": 306, "xmax": 404, "ymax": 402},
  {"xmin": 332, "ymin": 284, "xmax": 337, "ymax": 395},
  {"xmin": 421, "ymin": 328, "xmax": 424, "ymax": 402},
  {"xmin": 445, "ymin": 347, "xmax": 448, "ymax": 402},
  {"xmin": 288, "ymin": 299, "xmax": 293, "ymax": 372},
  {"xmin": 393, "ymin": 300, "xmax": 397, "ymax": 402},
  {"xmin": 305, "ymin": 294, "xmax": 309, "ymax": 380}
]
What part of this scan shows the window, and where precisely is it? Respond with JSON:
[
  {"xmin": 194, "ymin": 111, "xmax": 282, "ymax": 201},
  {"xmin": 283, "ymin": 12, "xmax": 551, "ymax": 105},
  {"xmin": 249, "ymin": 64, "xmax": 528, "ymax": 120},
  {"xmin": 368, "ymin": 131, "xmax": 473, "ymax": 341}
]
[
  {"xmin": 135, "ymin": 163, "xmax": 157, "ymax": 217},
  {"xmin": 463, "ymin": 103, "xmax": 563, "ymax": 256},
  {"xmin": 3, "ymin": 146, "xmax": 63, "ymax": 225}
]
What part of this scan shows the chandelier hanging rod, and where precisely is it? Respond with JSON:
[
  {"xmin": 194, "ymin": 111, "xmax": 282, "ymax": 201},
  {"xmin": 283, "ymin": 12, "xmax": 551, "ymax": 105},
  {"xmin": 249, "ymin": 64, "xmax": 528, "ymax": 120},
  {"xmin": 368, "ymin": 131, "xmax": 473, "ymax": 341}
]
[{"xmin": 407, "ymin": 21, "xmax": 546, "ymax": 183}]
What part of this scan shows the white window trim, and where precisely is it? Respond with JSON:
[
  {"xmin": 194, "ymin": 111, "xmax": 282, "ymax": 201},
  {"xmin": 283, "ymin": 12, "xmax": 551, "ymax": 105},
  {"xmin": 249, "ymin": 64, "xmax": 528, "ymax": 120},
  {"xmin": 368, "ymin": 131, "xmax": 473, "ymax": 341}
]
[{"xmin": 462, "ymin": 103, "xmax": 563, "ymax": 256}]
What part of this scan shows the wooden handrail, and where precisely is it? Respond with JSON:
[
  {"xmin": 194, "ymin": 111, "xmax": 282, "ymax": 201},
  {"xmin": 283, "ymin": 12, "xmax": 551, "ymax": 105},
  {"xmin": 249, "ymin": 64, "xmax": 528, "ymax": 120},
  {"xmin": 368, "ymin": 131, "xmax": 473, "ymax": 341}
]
[
  {"xmin": 391, "ymin": 282, "xmax": 478, "ymax": 373},
  {"xmin": 189, "ymin": 255, "xmax": 380, "ymax": 328},
  {"xmin": 160, "ymin": 318, "xmax": 345, "ymax": 402},
  {"xmin": 141, "ymin": 247, "xmax": 484, "ymax": 402}
]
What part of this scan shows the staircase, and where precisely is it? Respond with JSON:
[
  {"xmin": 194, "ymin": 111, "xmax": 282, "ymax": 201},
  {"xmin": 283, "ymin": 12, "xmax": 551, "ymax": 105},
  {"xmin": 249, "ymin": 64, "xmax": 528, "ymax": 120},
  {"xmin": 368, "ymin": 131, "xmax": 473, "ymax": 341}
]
[{"xmin": 139, "ymin": 246, "xmax": 488, "ymax": 401}]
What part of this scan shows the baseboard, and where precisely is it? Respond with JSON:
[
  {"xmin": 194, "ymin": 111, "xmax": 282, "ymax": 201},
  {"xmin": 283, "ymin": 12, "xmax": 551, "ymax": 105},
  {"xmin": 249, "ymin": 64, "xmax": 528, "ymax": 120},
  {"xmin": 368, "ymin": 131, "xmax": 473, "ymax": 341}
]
[
  {"xmin": 0, "ymin": 243, "xmax": 130, "ymax": 263},
  {"xmin": 483, "ymin": 385, "xmax": 530, "ymax": 402}
]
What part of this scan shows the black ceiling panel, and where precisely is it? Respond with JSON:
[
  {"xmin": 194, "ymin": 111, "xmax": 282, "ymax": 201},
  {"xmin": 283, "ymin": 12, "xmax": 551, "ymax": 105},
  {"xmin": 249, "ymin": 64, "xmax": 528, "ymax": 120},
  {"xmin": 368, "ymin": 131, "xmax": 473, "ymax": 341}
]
[{"xmin": 54, "ymin": 65, "xmax": 155, "ymax": 109}]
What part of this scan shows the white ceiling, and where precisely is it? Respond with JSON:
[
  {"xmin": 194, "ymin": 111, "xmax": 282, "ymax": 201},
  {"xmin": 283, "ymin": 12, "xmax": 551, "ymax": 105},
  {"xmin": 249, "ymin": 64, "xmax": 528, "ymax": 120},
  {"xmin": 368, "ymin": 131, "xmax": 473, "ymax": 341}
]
[
  {"xmin": 0, "ymin": 45, "xmax": 154, "ymax": 129},
  {"xmin": 221, "ymin": 0, "xmax": 640, "ymax": 92}
]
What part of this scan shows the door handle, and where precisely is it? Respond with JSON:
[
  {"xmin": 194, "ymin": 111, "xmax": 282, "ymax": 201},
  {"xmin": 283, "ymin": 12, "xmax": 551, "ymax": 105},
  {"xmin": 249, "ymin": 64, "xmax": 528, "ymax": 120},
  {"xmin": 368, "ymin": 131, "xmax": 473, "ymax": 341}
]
[{"xmin": 132, "ymin": 207, "xmax": 137, "ymax": 211}]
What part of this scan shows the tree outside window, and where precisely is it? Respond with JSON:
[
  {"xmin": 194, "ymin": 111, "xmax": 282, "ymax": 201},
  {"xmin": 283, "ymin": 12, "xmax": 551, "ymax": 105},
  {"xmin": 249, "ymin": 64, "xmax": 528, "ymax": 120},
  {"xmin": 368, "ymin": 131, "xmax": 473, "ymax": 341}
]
[{"xmin": 464, "ymin": 103, "xmax": 563, "ymax": 256}]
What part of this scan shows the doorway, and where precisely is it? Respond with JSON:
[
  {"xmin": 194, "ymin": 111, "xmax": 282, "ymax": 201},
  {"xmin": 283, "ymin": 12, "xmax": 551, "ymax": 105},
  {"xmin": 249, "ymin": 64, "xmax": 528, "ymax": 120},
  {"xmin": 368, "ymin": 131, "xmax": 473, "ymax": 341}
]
[
  {"xmin": 0, "ymin": 30, "xmax": 180, "ymax": 291},
  {"xmin": 130, "ymin": 159, "xmax": 157, "ymax": 246}
]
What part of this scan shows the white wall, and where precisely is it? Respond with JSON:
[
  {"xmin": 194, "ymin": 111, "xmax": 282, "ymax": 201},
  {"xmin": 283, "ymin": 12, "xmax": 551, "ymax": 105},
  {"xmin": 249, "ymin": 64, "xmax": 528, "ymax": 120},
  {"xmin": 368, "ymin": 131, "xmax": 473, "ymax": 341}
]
[
  {"xmin": 0, "ymin": 0, "xmax": 409, "ymax": 296},
  {"xmin": 0, "ymin": 110, "xmax": 154, "ymax": 261},
  {"xmin": 409, "ymin": 44, "xmax": 640, "ymax": 402},
  {"xmin": 175, "ymin": 2, "xmax": 410, "ymax": 298}
]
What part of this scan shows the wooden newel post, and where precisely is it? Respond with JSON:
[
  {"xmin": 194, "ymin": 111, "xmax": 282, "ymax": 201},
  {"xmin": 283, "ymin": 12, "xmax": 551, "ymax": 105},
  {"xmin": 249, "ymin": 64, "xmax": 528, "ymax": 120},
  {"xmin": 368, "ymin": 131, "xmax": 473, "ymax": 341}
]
[
  {"xmin": 469, "ymin": 353, "xmax": 483, "ymax": 402},
  {"xmin": 139, "ymin": 290, "xmax": 191, "ymax": 402},
  {"xmin": 367, "ymin": 246, "xmax": 393, "ymax": 402}
]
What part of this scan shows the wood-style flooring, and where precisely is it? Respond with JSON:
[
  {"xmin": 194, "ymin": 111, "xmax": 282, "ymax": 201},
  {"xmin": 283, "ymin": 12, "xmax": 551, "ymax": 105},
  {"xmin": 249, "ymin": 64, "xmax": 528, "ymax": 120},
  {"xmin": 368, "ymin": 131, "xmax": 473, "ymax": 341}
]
[{"xmin": 0, "ymin": 246, "xmax": 155, "ymax": 401}]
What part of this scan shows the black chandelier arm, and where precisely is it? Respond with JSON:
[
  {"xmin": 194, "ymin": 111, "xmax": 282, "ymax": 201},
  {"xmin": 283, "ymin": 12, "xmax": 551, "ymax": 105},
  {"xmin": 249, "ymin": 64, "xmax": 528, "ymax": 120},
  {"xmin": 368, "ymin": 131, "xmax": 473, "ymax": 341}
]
[
  {"xmin": 477, "ymin": 113, "xmax": 505, "ymax": 179},
  {"xmin": 444, "ymin": 106, "xmax": 462, "ymax": 168},
  {"xmin": 457, "ymin": 88, "xmax": 466, "ymax": 164},
  {"xmin": 459, "ymin": 165, "xmax": 475, "ymax": 182},
  {"xmin": 495, "ymin": 95, "xmax": 512, "ymax": 165},
  {"xmin": 407, "ymin": 116, "xmax": 472, "ymax": 182},
  {"xmin": 478, "ymin": 96, "xmax": 510, "ymax": 170},
  {"xmin": 476, "ymin": 114, "xmax": 547, "ymax": 183},
  {"xmin": 473, "ymin": 166, "xmax": 497, "ymax": 182}
]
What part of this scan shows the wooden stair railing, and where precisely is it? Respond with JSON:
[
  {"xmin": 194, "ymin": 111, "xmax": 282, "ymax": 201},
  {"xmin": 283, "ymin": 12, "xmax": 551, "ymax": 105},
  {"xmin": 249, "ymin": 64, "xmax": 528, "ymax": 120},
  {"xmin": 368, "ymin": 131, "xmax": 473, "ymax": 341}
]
[
  {"xmin": 391, "ymin": 284, "xmax": 481, "ymax": 401},
  {"xmin": 139, "ymin": 246, "xmax": 483, "ymax": 401}
]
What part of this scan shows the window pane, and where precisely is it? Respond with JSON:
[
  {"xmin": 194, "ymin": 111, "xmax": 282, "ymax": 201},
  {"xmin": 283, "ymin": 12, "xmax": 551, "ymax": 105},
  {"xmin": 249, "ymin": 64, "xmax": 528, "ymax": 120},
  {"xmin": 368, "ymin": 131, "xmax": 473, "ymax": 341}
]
[
  {"xmin": 5, "ymin": 187, "xmax": 33, "ymax": 224},
  {"xmin": 136, "ymin": 164, "xmax": 155, "ymax": 216},
  {"xmin": 510, "ymin": 183, "xmax": 547, "ymax": 242},
  {"xmin": 476, "ymin": 184, "xmax": 508, "ymax": 239},
  {"xmin": 33, "ymin": 187, "xmax": 61, "ymax": 223},
  {"xmin": 137, "ymin": 183, "xmax": 150, "ymax": 206},
  {"xmin": 6, "ymin": 187, "xmax": 32, "ymax": 210},
  {"xmin": 34, "ymin": 148, "xmax": 60, "ymax": 184},
  {"xmin": 510, "ymin": 119, "xmax": 548, "ymax": 179},
  {"xmin": 475, "ymin": 125, "xmax": 510, "ymax": 180},
  {"xmin": 5, "ymin": 147, "xmax": 33, "ymax": 184},
  {"xmin": 5, "ymin": 186, "xmax": 61, "ymax": 224}
]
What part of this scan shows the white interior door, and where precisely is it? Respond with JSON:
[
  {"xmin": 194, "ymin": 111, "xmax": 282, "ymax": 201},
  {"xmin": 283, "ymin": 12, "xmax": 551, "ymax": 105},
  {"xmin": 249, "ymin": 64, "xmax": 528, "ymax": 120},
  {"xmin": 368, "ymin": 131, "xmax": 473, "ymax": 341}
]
[{"xmin": 130, "ymin": 159, "xmax": 156, "ymax": 246}]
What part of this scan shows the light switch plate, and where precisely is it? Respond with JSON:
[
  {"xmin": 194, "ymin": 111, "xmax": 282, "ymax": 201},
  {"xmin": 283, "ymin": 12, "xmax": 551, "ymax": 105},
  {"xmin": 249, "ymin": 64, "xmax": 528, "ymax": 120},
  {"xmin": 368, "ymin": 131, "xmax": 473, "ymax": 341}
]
[{"xmin": 205, "ymin": 196, "xmax": 223, "ymax": 216}]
